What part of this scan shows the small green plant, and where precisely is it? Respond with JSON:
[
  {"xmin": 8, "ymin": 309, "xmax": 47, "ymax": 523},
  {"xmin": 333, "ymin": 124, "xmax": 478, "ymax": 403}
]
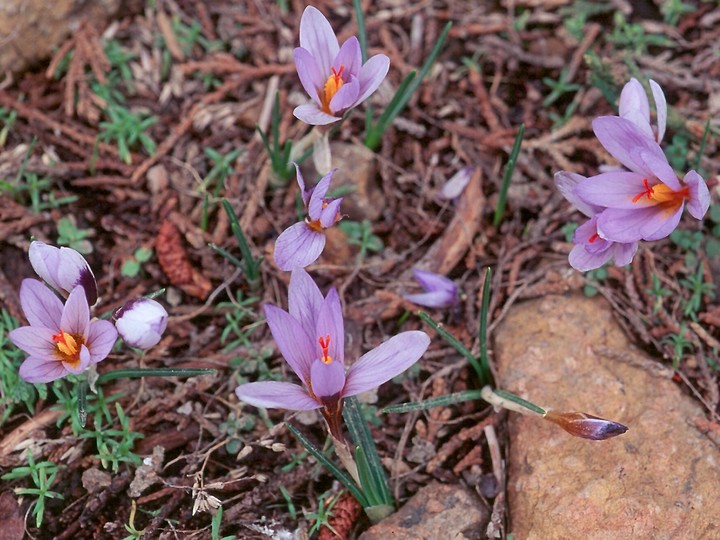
[
  {"xmin": 1, "ymin": 451, "xmax": 64, "ymax": 528},
  {"xmin": 542, "ymin": 68, "xmax": 581, "ymax": 108},
  {"xmin": 0, "ymin": 106, "xmax": 18, "ymax": 147},
  {"xmin": 171, "ymin": 17, "xmax": 225, "ymax": 56},
  {"xmin": 647, "ymin": 274, "xmax": 672, "ymax": 315},
  {"xmin": 583, "ymin": 266, "xmax": 608, "ymax": 297},
  {"xmin": 122, "ymin": 500, "xmax": 146, "ymax": 540},
  {"xmin": 57, "ymin": 215, "xmax": 94, "ymax": 254},
  {"xmin": 679, "ymin": 263, "xmax": 715, "ymax": 319},
  {"xmin": 662, "ymin": 324, "xmax": 693, "ymax": 369},
  {"xmin": 257, "ymin": 92, "xmax": 295, "ymax": 183},
  {"xmin": 121, "ymin": 247, "xmax": 154, "ymax": 278},
  {"xmin": 218, "ymin": 291, "xmax": 261, "ymax": 350},
  {"xmin": 202, "ymin": 148, "xmax": 242, "ymax": 196},
  {"xmin": 218, "ymin": 411, "xmax": 256, "ymax": 454},
  {"xmin": 98, "ymin": 105, "xmax": 157, "ymax": 164},
  {"xmin": 338, "ymin": 220, "xmax": 384, "ymax": 254},
  {"xmin": 665, "ymin": 132, "xmax": 691, "ymax": 171},
  {"xmin": 607, "ymin": 12, "xmax": 674, "ymax": 55},
  {"xmin": 305, "ymin": 491, "xmax": 341, "ymax": 537},
  {"xmin": 660, "ymin": 0, "xmax": 695, "ymax": 26},
  {"xmin": 81, "ymin": 402, "xmax": 143, "ymax": 471}
]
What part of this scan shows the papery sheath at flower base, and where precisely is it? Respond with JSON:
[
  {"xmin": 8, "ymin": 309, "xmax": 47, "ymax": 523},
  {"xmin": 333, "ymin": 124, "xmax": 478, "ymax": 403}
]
[
  {"xmin": 274, "ymin": 165, "xmax": 344, "ymax": 271},
  {"xmin": 293, "ymin": 6, "xmax": 390, "ymax": 125},
  {"xmin": 9, "ymin": 279, "xmax": 117, "ymax": 383},
  {"xmin": 234, "ymin": 269, "xmax": 430, "ymax": 438},
  {"xmin": 29, "ymin": 241, "xmax": 98, "ymax": 306},
  {"xmin": 404, "ymin": 269, "xmax": 460, "ymax": 309},
  {"xmin": 554, "ymin": 171, "xmax": 638, "ymax": 271},
  {"xmin": 573, "ymin": 117, "xmax": 710, "ymax": 244},
  {"xmin": 115, "ymin": 298, "xmax": 168, "ymax": 349},
  {"xmin": 618, "ymin": 77, "xmax": 666, "ymax": 144}
]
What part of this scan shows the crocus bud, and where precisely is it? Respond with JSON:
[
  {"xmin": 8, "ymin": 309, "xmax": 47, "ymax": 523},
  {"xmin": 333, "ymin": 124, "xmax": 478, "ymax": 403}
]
[
  {"xmin": 404, "ymin": 269, "xmax": 459, "ymax": 309},
  {"xmin": 438, "ymin": 167, "xmax": 473, "ymax": 200},
  {"xmin": 115, "ymin": 298, "xmax": 168, "ymax": 349},
  {"xmin": 29, "ymin": 241, "xmax": 98, "ymax": 306},
  {"xmin": 543, "ymin": 410, "xmax": 628, "ymax": 441}
]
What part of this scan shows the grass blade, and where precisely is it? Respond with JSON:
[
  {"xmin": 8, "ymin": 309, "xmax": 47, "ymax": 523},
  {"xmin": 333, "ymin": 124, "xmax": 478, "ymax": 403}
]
[
  {"xmin": 417, "ymin": 311, "xmax": 483, "ymax": 379},
  {"xmin": 382, "ymin": 389, "xmax": 485, "ymax": 413},
  {"xmin": 493, "ymin": 123, "xmax": 525, "ymax": 228},
  {"xmin": 477, "ymin": 267, "xmax": 493, "ymax": 386}
]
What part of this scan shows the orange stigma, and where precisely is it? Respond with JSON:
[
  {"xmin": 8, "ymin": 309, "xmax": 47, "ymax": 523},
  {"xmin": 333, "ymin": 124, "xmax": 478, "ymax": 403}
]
[
  {"xmin": 320, "ymin": 66, "xmax": 344, "ymax": 114},
  {"xmin": 632, "ymin": 178, "xmax": 689, "ymax": 207},
  {"xmin": 318, "ymin": 335, "xmax": 332, "ymax": 364}
]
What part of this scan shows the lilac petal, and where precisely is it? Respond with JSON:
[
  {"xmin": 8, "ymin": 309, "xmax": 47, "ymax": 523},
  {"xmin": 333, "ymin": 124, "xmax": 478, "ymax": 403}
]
[
  {"xmin": 609, "ymin": 241, "xmax": 638, "ymax": 267},
  {"xmin": 60, "ymin": 286, "xmax": 90, "ymax": 339},
  {"xmin": 684, "ymin": 170, "xmax": 710, "ymax": 220},
  {"xmin": 592, "ymin": 116, "xmax": 665, "ymax": 175},
  {"xmin": 574, "ymin": 171, "xmax": 652, "ymax": 209},
  {"xmin": 294, "ymin": 163, "xmax": 311, "ymax": 206},
  {"xmin": 315, "ymin": 288, "xmax": 344, "ymax": 365},
  {"xmin": 289, "ymin": 268, "xmax": 324, "ymax": 337},
  {"xmin": 319, "ymin": 198, "xmax": 343, "ymax": 228},
  {"xmin": 329, "ymin": 77, "xmax": 360, "ymax": 114},
  {"xmin": 554, "ymin": 171, "xmax": 599, "ymax": 217},
  {"xmin": 355, "ymin": 54, "xmax": 390, "ymax": 105},
  {"xmin": 404, "ymin": 291, "xmax": 456, "ymax": 309},
  {"xmin": 274, "ymin": 221, "xmax": 327, "ymax": 271},
  {"xmin": 87, "ymin": 319, "xmax": 118, "ymax": 364},
  {"xmin": 439, "ymin": 167, "xmax": 472, "ymax": 200},
  {"xmin": 309, "ymin": 358, "xmax": 346, "ymax": 399},
  {"xmin": 57, "ymin": 248, "xmax": 97, "ymax": 306},
  {"xmin": 639, "ymin": 149, "xmax": 681, "ymax": 190},
  {"xmin": 63, "ymin": 344, "xmax": 91, "ymax": 374},
  {"xmin": 597, "ymin": 205, "xmax": 683, "ymax": 243},
  {"xmin": 28, "ymin": 242, "xmax": 62, "ymax": 291},
  {"xmin": 19, "ymin": 279, "xmax": 63, "ymax": 330},
  {"xmin": 299, "ymin": 6, "xmax": 339, "ymax": 76},
  {"xmin": 264, "ymin": 304, "xmax": 316, "ymax": 383},
  {"xmin": 573, "ymin": 217, "xmax": 611, "ymax": 255},
  {"xmin": 294, "ymin": 47, "xmax": 324, "ymax": 105},
  {"xmin": 619, "ymin": 78, "xmax": 652, "ymax": 139},
  {"xmin": 9, "ymin": 327, "xmax": 56, "ymax": 358},
  {"xmin": 568, "ymin": 244, "xmax": 615, "ymax": 272},
  {"xmin": 293, "ymin": 103, "xmax": 341, "ymax": 126},
  {"xmin": 19, "ymin": 356, "xmax": 67, "ymax": 383},
  {"xmin": 333, "ymin": 36, "xmax": 362, "ymax": 79},
  {"xmin": 413, "ymin": 269, "xmax": 456, "ymax": 294},
  {"xmin": 235, "ymin": 381, "xmax": 321, "ymax": 410},
  {"xmin": 649, "ymin": 80, "xmax": 666, "ymax": 143},
  {"xmin": 308, "ymin": 170, "xmax": 335, "ymax": 219},
  {"xmin": 343, "ymin": 331, "xmax": 430, "ymax": 397}
]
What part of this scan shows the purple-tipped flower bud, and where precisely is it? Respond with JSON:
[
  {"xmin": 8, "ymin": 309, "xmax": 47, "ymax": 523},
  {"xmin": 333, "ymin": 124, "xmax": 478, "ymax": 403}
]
[
  {"xmin": 543, "ymin": 410, "xmax": 628, "ymax": 441},
  {"xmin": 29, "ymin": 241, "xmax": 98, "ymax": 306},
  {"xmin": 115, "ymin": 298, "xmax": 168, "ymax": 349}
]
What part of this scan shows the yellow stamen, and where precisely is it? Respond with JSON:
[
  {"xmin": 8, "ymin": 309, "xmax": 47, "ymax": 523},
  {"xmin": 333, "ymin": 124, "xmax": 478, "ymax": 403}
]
[
  {"xmin": 632, "ymin": 178, "xmax": 688, "ymax": 206},
  {"xmin": 320, "ymin": 66, "xmax": 344, "ymax": 114},
  {"xmin": 52, "ymin": 331, "xmax": 82, "ymax": 367}
]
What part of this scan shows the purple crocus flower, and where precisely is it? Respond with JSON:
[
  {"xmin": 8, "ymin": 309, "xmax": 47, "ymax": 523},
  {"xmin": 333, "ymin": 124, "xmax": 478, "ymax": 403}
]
[
  {"xmin": 115, "ymin": 298, "xmax": 168, "ymax": 349},
  {"xmin": 404, "ymin": 269, "xmax": 459, "ymax": 309},
  {"xmin": 274, "ymin": 165, "xmax": 343, "ymax": 271},
  {"xmin": 618, "ymin": 77, "xmax": 666, "ymax": 144},
  {"xmin": 573, "ymin": 117, "xmax": 709, "ymax": 243},
  {"xmin": 29, "ymin": 241, "xmax": 98, "ymax": 306},
  {"xmin": 9, "ymin": 279, "xmax": 117, "ymax": 383},
  {"xmin": 235, "ymin": 269, "xmax": 430, "ymax": 437},
  {"xmin": 555, "ymin": 171, "xmax": 638, "ymax": 271},
  {"xmin": 293, "ymin": 6, "xmax": 390, "ymax": 125},
  {"xmin": 438, "ymin": 167, "xmax": 473, "ymax": 201}
]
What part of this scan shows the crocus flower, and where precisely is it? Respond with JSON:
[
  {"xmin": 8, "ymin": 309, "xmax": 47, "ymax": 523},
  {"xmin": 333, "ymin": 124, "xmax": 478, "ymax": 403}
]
[
  {"xmin": 438, "ymin": 167, "xmax": 473, "ymax": 201},
  {"xmin": 235, "ymin": 269, "xmax": 430, "ymax": 436},
  {"xmin": 555, "ymin": 171, "xmax": 638, "ymax": 271},
  {"xmin": 543, "ymin": 410, "xmax": 628, "ymax": 441},
  {"xmin": 618, "ymin": 77, "xmax": 666, "ymax": 144},
  {"xmin": 29, "ymin": 241, "xmax": 98, "ymax": 306},
  {"xmin": 9, "ymin": 279, "xmax": 117, "ymax": 383},
  {"xmin": 404, "ymin": 269, "xmax": 460, "ymax": 309},
  {"xmin": 274, "ymin": 165, "xmax": 343, "ymax": 271},
  {"xmin": 573, "ymin": 117, "xmax": 709, "ymax": 243},
  {"xmin": 114, "ymin": 298, "xmax": 168, "ymax": 349},
  {"xmin": 293, "ymin": 6, "xmax": 390, "ymax": 125}
]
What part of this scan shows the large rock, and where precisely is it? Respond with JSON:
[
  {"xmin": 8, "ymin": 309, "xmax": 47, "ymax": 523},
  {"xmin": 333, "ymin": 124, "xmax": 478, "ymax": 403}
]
[{"xmin": 495, "ymin": 294, "xmax": 720, "ymax": 539}]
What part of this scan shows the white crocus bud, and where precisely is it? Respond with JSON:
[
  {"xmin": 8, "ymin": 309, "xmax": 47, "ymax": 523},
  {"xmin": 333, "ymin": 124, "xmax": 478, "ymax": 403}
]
[
  {"xmin": 115, "ymin": 298, "xmax": 168, "ymax": 349},
  {"xmin": 29, "ymin": 241, "xmax": 98, "ymax": 305}
]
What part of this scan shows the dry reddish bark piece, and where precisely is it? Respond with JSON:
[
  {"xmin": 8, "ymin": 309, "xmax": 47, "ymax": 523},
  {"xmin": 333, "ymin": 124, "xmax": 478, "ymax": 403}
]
[
  {"xmin": 155, "ymin": 219, "xmax": 212, "ymax": 300},
  {"xmin": 319, "ymin": 493, "xmax": 362, "ymax": 540}
]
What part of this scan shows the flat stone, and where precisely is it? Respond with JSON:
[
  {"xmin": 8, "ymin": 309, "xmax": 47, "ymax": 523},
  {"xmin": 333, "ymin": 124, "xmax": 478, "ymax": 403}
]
[
  {"xmin": 329, "ymin": 142, "xmax": 384, "ymax": 222},
  {"xmin": 495, "ymin": 294, "xmax": 720, "ymax": 539},
  {"xmin": 359, "ymin": 482, "xmax": 487, "ymax": 540}
]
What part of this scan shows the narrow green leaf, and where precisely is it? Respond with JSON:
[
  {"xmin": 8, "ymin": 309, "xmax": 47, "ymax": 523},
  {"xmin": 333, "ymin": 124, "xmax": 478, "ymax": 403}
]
[
  {"xmin": 417, "ymin": 311, "xmax": 483, "ymax": 379},
  {"xmin": 477, "ymin": 267, "xmax": 493, "ymax": 386},
  {"xmin": 694, "ymin": 118, "xmax": 711, "ymax": 174},
  {"xmin": 352, "ymin": 0, "xmax": 368, "ymax": 63},
  {"xmin": 492, "ymin": 388, "xmax": 546, "ymax": 415},
  {"xmin": 221, "ymin": 199, "xmax": 261, "ymax": 285},
  {"xmin": 382, "ymin": 389, "xmax": 485, "ymax": 413},
  {"xmin": 493, "ymin": 123, "xmax": 525, "ymax": 228},
  {"xmin": 96, "ymin": 368, "xmax": 215, "ymax": 385},
  {"xmin": 208, "ymin": 242, "xmax": 244, "ymax": 269}
]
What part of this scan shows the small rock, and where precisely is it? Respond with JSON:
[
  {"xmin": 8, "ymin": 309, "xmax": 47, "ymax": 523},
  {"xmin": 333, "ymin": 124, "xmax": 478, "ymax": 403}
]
[
  {"xmin": 359, "ymin": 482, "xmax": 488, "ymax": 540},
  {"xmin": 329, "ymin": 142, "xmax": 384, "ymax": 221},
  {"xmin": 81, "ymin": 467, "xmax": 112, "ymax": 494},
  {"xmin": 495, "ymin": 294, "xmax": 720, "ymax": 539}
]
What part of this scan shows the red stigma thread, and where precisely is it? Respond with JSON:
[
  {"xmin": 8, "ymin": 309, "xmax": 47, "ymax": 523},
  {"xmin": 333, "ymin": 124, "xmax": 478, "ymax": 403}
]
[
  {"xmin": 318, "ymin": 335, "xmax": 332, "ymax": 363},
  {"xmin": 588, "ymin": 232, "xmax": 599, "ymax": 243},
  {"xmin": 331, "ymin": 66, "xmax": 344, "ymax": 83},
  {"xmin": 632, "ymin": 178, "xmax": 654, "ymax": 203}
]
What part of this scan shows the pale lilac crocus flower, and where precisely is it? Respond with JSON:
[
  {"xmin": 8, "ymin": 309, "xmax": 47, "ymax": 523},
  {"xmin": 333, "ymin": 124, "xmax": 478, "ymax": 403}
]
[
  {"xmin": 115, "ymin": 298, "xmax": 168, "ymax": 350},
  {"xmin": 555, "ymin": 171, "xmax": 637, "ymax": 271},
  {"xmin": 29, "ymin": 241, "xmax": 98, "ymax": 306},
  {"xmin": 293, "ymin": 6, "xmax": 390, "ymax": 125},
  {"xmin": 404, "ymin": 269, "xmax": 459, "ymax": 309},
  {"xmin": 574, "ymin": 117, "xmax": 709, "ymax": 243},
  {"xmin": 438, "ymin": 167, "xmax": 473, "ymax": 201},
  {"xmin": 618, "ymin": 77, "xmax": 666, "ymax": 144},
  {"xmin": 274, "ymin": 165, "xmax": 343, "ymax": 271},
  {"xmin": 9, "ymin": 280, "xmax": 117, "ymax": 383},
  {"xmin": 235, "ymin": 269, "xmax": 430, "ymax": 437}
]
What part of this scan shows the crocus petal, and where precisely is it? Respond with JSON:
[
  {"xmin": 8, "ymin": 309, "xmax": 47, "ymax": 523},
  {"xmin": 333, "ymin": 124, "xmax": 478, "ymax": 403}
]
[
  {"xmin": 573, "ymin": 217, "xmax": 611, "ymax": 254},
  {"xmin": 308, "ymin": 170, "xmax": 335, "ymax": 219},
  {"xmin": 264, "ymin": 304, "xmax": 316, "ymax": 383},
  {"xmin": 568, "ymin": 244, "xmax": 616, "ymax": 272},
  {"xmin": 639, "ymin": 149, "xmax": 681, "ymax": 190},
  {"xmin": 19, "ymin": 356, "xmax": 67, "ymax": 383},
  {"xmin": 63, "ymin": 344, "xmax": 91, "ymax": 374},
  {"xmin": 274, "ymin": 221, "xmax": 327, "ymax": 271},
  {"xmin": 57, "ymin": 247, "xmax": 98, "ymax": 306},
  {"xmin": 293, "ymin": 103, "xmax": 341, "ymax": 125},
  {"xmin": 319, "ymin": 198, "xmax": 343, "ymax": 228},
  {"xmin": 9, "ymin": 326, "xmax": 56, "ymax": 358},
  {"xmin": 649, "ymin": 79, "xmax": 666, "ymax": 143},
  {"xmin": 309, "ymin": 358, "xmax": 346, "ymax": 399},
  {"xmin": 19, "ymin": 279, "xmax": 63, "ymax": 330},
  {"xmin": 684, "ymin": 170, "xmax": 710, "ymax": 220},
  {"xmin": 299, "ymin": 6, "xmax": 339, "ymax": 76},
  {"xmin": 235, "ymin": 381, "xmax": 322, "ymax": 410},
  {"xmin": 619, "ymin": 78, "xmax": 652, "ymax": 139},
  {"xmin": 28, "ymin": 242, "xmax": 62, "ymax": 292},
  {"xmin": 404, "ymin": 291, "xmax": 456, "ymax": 309},
  {"xmin": 355, "ymin": 54, "xmax": 390, "ymax": 105},
  {"xmin": 333, "ymin": 36, "xmax": 362, "ymax": 79},
  {"xmin": 289, "ymin": 268, "xmax": 325, "ymax": 337},
  {"xmin": 315, "ymin": 288, "xmax": 344, "ymax": 365},
  {"xmin": 87, "ymin": 319, "xmax": 118, "ymax": 364},
  {"xmin": 574, "ymin": 171, "xmax": 652, "ymax": 209},
  {"xmin": 294, "ymin": 163, "xmax": 311, "ymax": 206},
  {"xmin": 294, "ymin": 47, "xmax": 324, "ymax": 105},
  {"xmin": 592, "ymin": 116, "xmax": 665, "ymax": 176},
  {"xmin": 60, "ymin": 286, "xmax": 90, "ymax": 339},
  {"xmin": 597, "ymin": 205, "xmax": 683, "ymax": 243},
  {"xmin": 412, "ymin": 269, "xmax": 456, "ymax": 295},
  {"xmin": 343, "ymin": 331, "xmax": 430, "ymax": 397},
  {"xmin": 439, "ymin": 167, "xmax": 472, "ymax": 200},
  {"xmin": 554, "ymin": 171, "xmax": 600, "ymax": 217},
  {"xmin": 608, "ymin": 241, "xmax": 638, "ymax": 267},
  {"xmin": 329, "ymin": 77, "xmax": 360, "ymax": 114}
]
